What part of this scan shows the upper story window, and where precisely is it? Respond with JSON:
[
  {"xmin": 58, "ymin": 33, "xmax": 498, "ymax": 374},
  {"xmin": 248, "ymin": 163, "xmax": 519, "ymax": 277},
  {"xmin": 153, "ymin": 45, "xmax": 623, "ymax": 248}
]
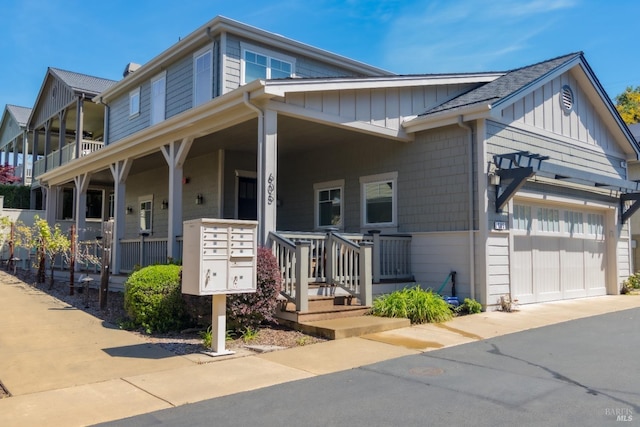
[
  {"xmin": 194, "ymin": 47, "xmax": 213, "ymax": 107},
  {"xmin": 314, "ymin": 180, "xmax": 344, "ymax": 229},
  {"xmin": 241, "ymin": 44, "xmax": 294, "ymax": 84},
  {"xmin": 129, "ymin": 88, "xmax": 140, "ymax": 117},
  {"xmin": 150, "ymin": 72, "xmax": 166, "ymax": 125},
  {"xmin": 360, "ymin": 172, "xmax": 398, "ymax": 227}
]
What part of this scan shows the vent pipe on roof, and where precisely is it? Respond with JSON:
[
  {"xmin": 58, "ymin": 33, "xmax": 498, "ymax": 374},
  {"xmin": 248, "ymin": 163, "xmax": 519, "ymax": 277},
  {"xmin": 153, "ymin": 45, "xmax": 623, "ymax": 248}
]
[{"xmin": 122, "ymin": 62, "xmax": 141, "ymax": 78}]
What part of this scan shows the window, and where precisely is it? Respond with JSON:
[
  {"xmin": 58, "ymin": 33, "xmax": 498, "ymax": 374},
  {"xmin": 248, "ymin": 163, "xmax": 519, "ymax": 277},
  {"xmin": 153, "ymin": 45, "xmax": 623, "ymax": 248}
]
[
  {"xmin": 513, "ymin": 204, "xmax": 531, "ymax": 231},
  {"xmin": 86, "ymin": 190, "xmax": 103, "ymax": 219},
  {"xmin": 360, "ymin": 172, "xmax": 397, "ymax": 227},
  {"xmin": 150, "ymin": 72, "xmax": 166, "ymax": 125},
  {"xmin": 129, "ymin": 88, "xmax": 140, "ymax": 116},
  {"xmin": 537, "ymin": 207, "xmax": 560, "ymax": 233},
  {"xmin": 314, "ymin": 180, "xmax": 344, "ymax": 229},
  {"xmin": 139, "ymin": 195, "xmax": 153, "ymax": 233},
  {"xmin": 241, "ymin": 45, "xmax": 294, "ymax": 84},
  {"xmin": 194, "ymin": 47, "xmax": 212, "ymax": 107},
  {"xmin": 587, "ymin": 213, "xmax": 604, "ymax": 237},
  {"xmin": 564, "ymin": 211, "xmax": 583, "ymax": 235}
]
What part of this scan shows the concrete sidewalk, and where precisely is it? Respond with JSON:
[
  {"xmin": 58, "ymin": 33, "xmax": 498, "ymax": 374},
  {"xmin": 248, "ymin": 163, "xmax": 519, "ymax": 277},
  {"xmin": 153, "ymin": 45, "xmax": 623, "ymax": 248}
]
[{"xmin": 1, "ymin": 272, "xmax": 639, "ymax": 426}]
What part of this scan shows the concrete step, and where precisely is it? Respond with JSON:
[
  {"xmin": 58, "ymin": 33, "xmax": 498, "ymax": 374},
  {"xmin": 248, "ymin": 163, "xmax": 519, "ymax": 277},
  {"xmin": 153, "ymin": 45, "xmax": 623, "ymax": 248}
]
[{"xmin": 295, "ymin": 316, "xmax": 411, "ymax": 340}]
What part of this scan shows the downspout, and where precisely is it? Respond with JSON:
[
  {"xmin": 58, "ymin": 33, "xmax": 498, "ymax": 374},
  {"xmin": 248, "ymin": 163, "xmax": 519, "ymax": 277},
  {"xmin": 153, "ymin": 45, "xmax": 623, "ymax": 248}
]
[
  {"xmin": 243, "ymin": 92, "xmax": 265, "ymax": 242},
  {"xmin": 458, "ymin": 116, "xmax": 476, "ymax": 300}
]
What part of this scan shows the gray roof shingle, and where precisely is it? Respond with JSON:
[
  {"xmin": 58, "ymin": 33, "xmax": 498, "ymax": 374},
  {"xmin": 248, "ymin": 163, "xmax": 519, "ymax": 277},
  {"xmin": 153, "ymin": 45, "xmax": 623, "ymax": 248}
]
[
  {"xmin": 6, "ymin": 105, "xmax": 32, "ymax": 126},
  {"xmin": 50, "ymin": 68, "xmax": 117, "ymax": 95},
  {"xmin": 421, "ymin": 52, "xmax": 582, "ymax": 116}
]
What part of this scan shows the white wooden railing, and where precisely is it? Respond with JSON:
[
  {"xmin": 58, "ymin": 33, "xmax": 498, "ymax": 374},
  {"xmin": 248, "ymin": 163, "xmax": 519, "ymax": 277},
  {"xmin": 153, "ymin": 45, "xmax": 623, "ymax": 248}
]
[
  {"xmin": 33, "ymin": 140, "xmax": 104, "ymax": 178},
  {"xmin": 119, "ymin": 236, "xmax": 183, "ymax": 273},
  {"xmin": 364, "ymin": 231, "xmax": 413, "ymax": 282},
  {"xmin": 268, "ymin": 230, "xmax": 374, "ymax": 312}
]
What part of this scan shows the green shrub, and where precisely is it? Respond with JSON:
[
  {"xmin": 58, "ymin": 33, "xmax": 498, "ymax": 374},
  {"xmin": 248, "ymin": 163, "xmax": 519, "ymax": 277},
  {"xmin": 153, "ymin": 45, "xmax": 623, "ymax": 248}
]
[
  {"xmin": 124, "ymin": 264, "xmax": 189, "ymax": 333},
  {"xmin": 226, "ymin": 247, "xmax": 282, "ymax": 333},
  {"xmin": 456, "ymin": 298, "xmax": 482, "ymax": 314},
  {"xmin": 622, "ymin": 273, "xmax": 640, "ymax": 290},
  {"xmin": 371, "ymin": 286, "xmax": 453, "ymax": 324}
]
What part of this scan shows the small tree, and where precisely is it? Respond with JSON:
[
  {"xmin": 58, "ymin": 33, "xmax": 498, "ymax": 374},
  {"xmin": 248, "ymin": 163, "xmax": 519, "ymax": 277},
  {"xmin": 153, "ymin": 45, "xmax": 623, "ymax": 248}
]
[
  {"xmin": 615, "ymin": 86, "xmax": 640, "ymax": 124},
  {"xmin": 0, "ymin": 164, "xmax": 21, "ymax": 184},
  {"xmin": 30, "ymin": 216, "xmax": 71, "ymax": 288}
]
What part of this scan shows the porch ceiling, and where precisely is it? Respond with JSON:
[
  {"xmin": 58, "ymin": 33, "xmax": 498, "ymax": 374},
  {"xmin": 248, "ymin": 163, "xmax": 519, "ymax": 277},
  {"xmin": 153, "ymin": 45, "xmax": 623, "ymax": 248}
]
[{"xmin": 50, "ymin": 112, "xmax": 397, "ymax": 188}]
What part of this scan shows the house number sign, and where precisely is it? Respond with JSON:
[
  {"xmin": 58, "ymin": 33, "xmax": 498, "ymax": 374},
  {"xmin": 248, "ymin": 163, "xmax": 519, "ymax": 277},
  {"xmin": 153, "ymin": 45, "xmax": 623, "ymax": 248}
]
[{"xmin": 267, "ymin": 173, "xmax": 275, "ymax": 205}]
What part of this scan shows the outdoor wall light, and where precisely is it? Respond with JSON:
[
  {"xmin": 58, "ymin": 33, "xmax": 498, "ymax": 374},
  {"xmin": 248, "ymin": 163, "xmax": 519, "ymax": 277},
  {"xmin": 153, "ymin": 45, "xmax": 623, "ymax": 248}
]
[
  {"xmin": 161, "ymin": 199, "xmax": 168, "ymax": 210},
  {"xmin": 489, "ymin": 173, "xmax": 501, "ymax": 186},
  {"xmin": 196, "ymin": 194, "xmax": 204, "ymax": 205},
  {"xmin": 126, "ymin": 206, "xmax": 133, "ymax": 214}
]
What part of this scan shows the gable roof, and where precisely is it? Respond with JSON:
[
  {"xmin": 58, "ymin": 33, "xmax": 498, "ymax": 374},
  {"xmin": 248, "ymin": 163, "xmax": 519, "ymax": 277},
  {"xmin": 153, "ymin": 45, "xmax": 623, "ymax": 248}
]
[
  {"xmin": 5, "ymin": 104, "xmax": 32, "ymax": 127},
  {"xmin": 420, "ymin": 52, "xmax": 581, "ymax": 117},
  {"xmin": 49, "ymin": 68, "xmax": 117, "ymax": 96}
]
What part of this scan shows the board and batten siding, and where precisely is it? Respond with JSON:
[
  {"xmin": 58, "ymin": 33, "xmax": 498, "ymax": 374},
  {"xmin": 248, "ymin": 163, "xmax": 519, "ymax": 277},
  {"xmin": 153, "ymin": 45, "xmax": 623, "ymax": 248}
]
[
  {"xmin": 285, "ymin": 83, "xmax": 479, "ymax": 133},
  {"xmin": 31, "ymin": 76, "xmax": 76, "ymax": 129},
  {"xmin": 501, "ymin": 71, "xmax": 620, "ymax": 153},
  {"xmin": 410, "ymin": 231, "xmax": 473, "ymax": 300},
  {"xmin": 0, "ymin": 118, "xmax": 21, "ymax": 147},
  {"xmin": 277, "ymin": 124, "xmax": 474, "ymax": 233}
]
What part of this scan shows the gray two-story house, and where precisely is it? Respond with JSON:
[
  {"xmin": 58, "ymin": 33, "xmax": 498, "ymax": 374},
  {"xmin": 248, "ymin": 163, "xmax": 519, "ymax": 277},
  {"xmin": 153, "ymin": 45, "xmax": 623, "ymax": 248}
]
[{"xmin": 33, "ymin": 16, "xmax": 640, "ymax": 310}]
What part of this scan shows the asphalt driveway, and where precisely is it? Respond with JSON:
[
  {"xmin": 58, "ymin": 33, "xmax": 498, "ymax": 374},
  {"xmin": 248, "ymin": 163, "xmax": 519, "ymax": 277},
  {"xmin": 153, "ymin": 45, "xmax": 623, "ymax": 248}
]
[{"xmin": 96, "ymin": 306, "xmax": 639, "ymax": 426}]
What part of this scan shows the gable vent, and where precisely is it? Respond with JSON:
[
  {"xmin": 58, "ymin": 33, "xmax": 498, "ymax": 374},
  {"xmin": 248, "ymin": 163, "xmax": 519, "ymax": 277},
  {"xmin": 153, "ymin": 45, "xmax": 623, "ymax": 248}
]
[{"xmin": 561, "ymin": 85, "xmax": 574, "ymax": 112}]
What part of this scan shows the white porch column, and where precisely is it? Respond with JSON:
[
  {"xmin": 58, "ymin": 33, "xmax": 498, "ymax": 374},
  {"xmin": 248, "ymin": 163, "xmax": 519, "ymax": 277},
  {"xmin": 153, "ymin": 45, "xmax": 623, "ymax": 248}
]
[
  {"xmin": 58, "ymin": 110, "xmax": 66, "ymax": 166},
  {"xmin": 109, "ymin": 159, "xmax": 132, "ymax": 274},
  {"xmin": 160, "ymin": 137, "xmax": 193, "ymax": 262},
  {"xmin": 74, "ymin": 173, "xmax": 91, "ymax": 242},
  {"xmin": 21, "ymin": 131, "xmax": 29, "ymax": 184},
  {"xmin": 44, "ymin": 185, "xmax": 59, "ymax": 225},
  {"xmin": 258, "ymin": 109, "xmax": 278, "ymax": 245},
  {"xmin": 75, "ymin": 97, "xmax": 84, "ymax": 159}
]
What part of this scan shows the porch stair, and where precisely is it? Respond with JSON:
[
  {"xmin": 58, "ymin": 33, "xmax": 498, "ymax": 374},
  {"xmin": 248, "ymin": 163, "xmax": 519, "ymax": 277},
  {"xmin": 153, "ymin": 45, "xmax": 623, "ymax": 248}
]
[{"xmin": 275, "ymin": 293, "xmax": 410, "ymax": 339}]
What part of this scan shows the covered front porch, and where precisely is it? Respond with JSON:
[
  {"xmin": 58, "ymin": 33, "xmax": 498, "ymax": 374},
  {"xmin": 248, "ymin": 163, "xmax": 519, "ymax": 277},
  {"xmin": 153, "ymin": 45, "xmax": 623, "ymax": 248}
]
[{"xmin": 37, "ymin": 78, "xmax": 420, "ymax": 314}]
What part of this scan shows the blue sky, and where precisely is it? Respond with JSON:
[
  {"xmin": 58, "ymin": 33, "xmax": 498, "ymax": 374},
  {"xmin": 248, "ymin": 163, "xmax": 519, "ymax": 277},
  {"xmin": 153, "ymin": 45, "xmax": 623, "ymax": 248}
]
[{"xmin": 1, "ymin": 0, "xmax": 638, "ymax": 110}]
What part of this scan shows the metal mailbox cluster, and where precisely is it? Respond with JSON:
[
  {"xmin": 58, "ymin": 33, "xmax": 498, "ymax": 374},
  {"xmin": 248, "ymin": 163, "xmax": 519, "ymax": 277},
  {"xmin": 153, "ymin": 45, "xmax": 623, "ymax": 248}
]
[{"xmin": 182, "ymin": 218, "xmax": 258, "ymax": 296}]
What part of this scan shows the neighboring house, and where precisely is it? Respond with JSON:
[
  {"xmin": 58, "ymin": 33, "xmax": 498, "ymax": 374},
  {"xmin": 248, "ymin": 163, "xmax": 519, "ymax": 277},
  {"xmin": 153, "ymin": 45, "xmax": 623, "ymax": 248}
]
[
  {"xmin": 0, "ymin": 105, "xmax": 32, "ymax": 184},
  {"xmin": 26, "ymin": 67, "xmax": 116, "ymax": 237},
  {"xmin": 27, "ymin": 16, "xmax": 639, "ymax": 309}
]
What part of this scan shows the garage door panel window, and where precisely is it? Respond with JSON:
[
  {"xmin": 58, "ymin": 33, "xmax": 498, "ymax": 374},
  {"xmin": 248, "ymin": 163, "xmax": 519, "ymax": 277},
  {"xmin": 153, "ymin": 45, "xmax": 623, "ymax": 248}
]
[
  {"xmin": 564, "ymin": 211, "xmax": 584, "ymax": 235},
  {"xmin": 537, "ymin": 208, "xmax": 560, "ymax": 233},
  {"xmin": 513, "ymin": 204, "xmax": 531, "ymax": 231},
  {"xmin": 587, "ymin": 213, "xmax": 604, "ymax": 238}
]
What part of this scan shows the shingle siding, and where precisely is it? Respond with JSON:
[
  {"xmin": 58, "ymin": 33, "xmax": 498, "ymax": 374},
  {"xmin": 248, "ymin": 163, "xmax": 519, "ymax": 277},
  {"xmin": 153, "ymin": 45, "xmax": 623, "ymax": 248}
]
[{"xmin": 277, "ymin": 125, "xmax": 475, "ymax": 233}]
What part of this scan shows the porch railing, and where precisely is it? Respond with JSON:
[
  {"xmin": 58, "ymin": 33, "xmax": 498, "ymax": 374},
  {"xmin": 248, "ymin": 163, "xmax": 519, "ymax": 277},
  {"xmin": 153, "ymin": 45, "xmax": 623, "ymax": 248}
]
[
  {"xmin": 268, "ymin": 230, "xmax": 374, "ymax": 312},
  {"xmin": 364, "ymin": 232, "xmax": 413, "ymax": 282},
  {"xmin": 33, "ymin": 139, "xmax": 104, "ymax": 178},
  {"xmin": 119, "ymin": 236, "xmax": 183, "ymax": 273}
]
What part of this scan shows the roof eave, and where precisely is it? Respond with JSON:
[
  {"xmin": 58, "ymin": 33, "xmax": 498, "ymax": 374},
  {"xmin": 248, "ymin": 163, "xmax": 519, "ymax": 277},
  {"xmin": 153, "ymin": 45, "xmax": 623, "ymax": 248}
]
[
  {"xmin": 96, "ymin": 16, "xmax": 394, "ymax": 104},
  {"xmin": 403, "ymin": 103, "xmax": 492, "ymax": 133}
]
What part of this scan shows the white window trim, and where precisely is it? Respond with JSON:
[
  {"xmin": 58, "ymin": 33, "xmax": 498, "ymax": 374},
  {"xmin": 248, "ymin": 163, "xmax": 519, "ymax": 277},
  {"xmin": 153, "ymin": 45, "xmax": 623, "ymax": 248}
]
[
  {"xmin": 360, "ymin": 172, "xmax": 398, "ymax": 228},
  {"xmin": 150, "ymin": 71, "xmax": 166, "ymax": 125},
  {"xmin": 129, "ymin": 87, "xmax": 140, "ymax": 117},
  {"xmin": 314, "ymin": 179, "xmax": 345, "ymax": 230},
  {"xmin": 240, "ymin": 42, "xmax": 296, "ymax": 85},
  {"xmin": 138, "ymin": 194, "xmax": 153, "ymax": 233},
  {"xmin": 193, "ymin": 45, "xmax": 213, "ymax": 107}
]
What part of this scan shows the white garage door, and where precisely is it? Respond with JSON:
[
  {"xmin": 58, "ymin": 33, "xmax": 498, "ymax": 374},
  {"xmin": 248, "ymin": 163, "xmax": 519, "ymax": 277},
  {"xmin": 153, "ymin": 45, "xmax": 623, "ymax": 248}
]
[{"xmin": 511, "ymin": 203, "xmax": 607, "ymax": 304}]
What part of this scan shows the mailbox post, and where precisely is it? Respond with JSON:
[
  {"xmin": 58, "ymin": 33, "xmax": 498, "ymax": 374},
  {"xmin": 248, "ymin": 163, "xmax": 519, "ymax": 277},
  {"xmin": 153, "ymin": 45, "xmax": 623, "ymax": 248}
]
[{"xmin": 182, "ymin": 218, "xmax": 258, "ymax": 356}]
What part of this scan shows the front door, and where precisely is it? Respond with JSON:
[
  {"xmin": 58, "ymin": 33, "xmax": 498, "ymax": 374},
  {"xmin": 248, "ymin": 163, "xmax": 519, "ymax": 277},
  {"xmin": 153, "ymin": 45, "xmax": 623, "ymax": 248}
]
[{"xmin": 237, "ymin": 176, "xmax": 257, "ymax": 220}]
